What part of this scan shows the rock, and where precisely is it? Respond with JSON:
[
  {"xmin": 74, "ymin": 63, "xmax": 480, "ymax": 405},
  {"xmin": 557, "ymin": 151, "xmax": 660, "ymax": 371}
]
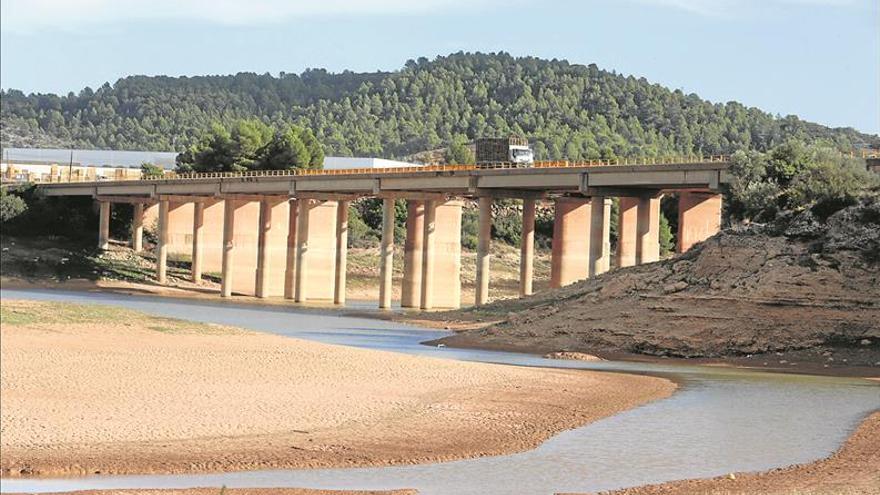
[
  {"xmin": 544, "ymin": 351, "xmax": 604, "ymax": 362},
  {"xmin": 663, "ymin": 281, "xmax": 689, "ymax": 294},
  {"xmin": 860, "ymin": 339, "xmax": 872, "ymax": 346}
]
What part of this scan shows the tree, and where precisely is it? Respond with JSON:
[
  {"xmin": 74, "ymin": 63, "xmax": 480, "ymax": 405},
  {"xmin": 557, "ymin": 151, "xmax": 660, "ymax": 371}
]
[
  {"xmin": 6, "ymin": 53, "xmax": 874, "ymax": 160},
  {"xmin": 255, "ymin": 127, "xmax": 311, "ymax": 170},
  {"xmin": 445, "ymin": 138, "xmax": 475, "ymax": 164},
  {"xmin": 175, "ymin": 121, "xmax": 323, "ymax": 172}
]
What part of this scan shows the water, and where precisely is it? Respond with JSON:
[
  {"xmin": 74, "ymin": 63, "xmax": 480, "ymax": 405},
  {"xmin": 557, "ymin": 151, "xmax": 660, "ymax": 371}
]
[{"xmin": 1, "ymin": 288, "xmax": 878, "ymax": 495}]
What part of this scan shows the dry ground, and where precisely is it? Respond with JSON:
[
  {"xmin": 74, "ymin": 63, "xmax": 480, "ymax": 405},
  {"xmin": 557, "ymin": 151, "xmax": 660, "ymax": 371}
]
[{"xmin": 0, "ymin": 299, "xmax": 674, "ymax": 478}]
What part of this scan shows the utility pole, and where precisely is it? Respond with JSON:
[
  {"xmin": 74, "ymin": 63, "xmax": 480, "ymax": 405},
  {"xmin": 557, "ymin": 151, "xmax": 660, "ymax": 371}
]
[{"xmin": 68, "ymin": 150, "xmax": 74, "ymax": 181}]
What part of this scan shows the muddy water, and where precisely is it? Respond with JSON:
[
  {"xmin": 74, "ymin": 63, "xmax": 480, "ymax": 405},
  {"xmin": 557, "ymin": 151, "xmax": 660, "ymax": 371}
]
[{"xmin": 1, "ymin": 288, "xmax": 878, "ymax": 495}]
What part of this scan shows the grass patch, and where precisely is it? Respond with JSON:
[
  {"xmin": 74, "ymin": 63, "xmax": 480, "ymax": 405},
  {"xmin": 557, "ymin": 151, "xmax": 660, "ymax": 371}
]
[
  {"xmin": 0, "ymin": 299, "xmax": 237, "ymax": 335},
  {"xmin": 0, "ymin": 299, "xmax": 139, "ymax": 326}
]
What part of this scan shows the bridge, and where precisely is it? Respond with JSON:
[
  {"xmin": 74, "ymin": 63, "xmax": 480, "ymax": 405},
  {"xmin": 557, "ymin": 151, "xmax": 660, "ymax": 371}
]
[{"xmin": 32, "ymin": 157, "xmax": 731, "ymax": 309}]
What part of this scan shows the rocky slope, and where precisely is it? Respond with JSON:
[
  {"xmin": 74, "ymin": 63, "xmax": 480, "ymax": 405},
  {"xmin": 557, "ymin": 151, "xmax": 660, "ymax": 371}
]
[{"xmin": 434, "ymin": 198, "xmax": 880, "ymax": 370}]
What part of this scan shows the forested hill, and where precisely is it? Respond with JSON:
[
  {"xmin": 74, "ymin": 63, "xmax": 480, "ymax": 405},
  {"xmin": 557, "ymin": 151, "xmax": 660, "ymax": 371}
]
[{"xmin": 2, "ymin": 52, "xmax": 877, "ymax": 160}]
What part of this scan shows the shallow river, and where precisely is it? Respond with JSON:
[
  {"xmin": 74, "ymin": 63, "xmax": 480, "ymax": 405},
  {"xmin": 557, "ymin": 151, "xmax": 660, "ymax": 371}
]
[{"xmin": 1, "ymin": 288, "xmax": 878, "ymax": 495}]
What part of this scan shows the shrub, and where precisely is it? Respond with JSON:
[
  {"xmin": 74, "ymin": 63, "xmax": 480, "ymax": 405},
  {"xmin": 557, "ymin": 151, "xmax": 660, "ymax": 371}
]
[
  {"xmin": 789, "ymin": 156, "xmax": 878, "ymax": 219},
  {"xmin": 461, "ymin": 208, "xmax": 479, "ymax": 250},
  {"xmin": 0, "ymin": 189, "xmax": 27, "ymax": 223},
  {"xmin": 659, "ymin": 213, "xmax": 674, "ymax": 255},
  {"xmin": 725, "ymin": 143, "xmax": 878, "ymax": 223}
]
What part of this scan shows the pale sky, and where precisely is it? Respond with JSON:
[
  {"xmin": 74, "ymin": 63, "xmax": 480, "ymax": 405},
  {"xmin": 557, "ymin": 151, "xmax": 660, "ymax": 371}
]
[{"xmin": 1, "ymin": 0, "xmax": 878, "ymax": 135}]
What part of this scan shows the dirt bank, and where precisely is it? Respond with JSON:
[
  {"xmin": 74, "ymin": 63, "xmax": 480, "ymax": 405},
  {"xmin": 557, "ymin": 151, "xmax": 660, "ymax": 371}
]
[
  {"xmin": 0, "ymin": 299, "xmax": 675, "ymax": 478},
  {"xmin": 432, "ymin": 201, "xmax": 880, "ymax": 375},
  {"xmin": 0, "ymin": 235, "xmax": 551, "ymax": 307},
  {"xmin": 580, "ymin": 411, "xmax": 880, "ymax": 495}
]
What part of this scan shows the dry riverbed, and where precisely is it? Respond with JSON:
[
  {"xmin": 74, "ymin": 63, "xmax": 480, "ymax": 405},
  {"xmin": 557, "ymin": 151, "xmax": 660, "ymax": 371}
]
[{"xmin": 0, "ymin": 299, "xmax": 675, "ymax": 478}]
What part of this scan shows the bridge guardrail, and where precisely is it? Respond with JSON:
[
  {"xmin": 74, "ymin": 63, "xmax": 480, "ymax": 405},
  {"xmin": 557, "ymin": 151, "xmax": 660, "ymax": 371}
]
[{"xmin": 11, "ymin": 155, "xmax": 731, "ymax": 185}]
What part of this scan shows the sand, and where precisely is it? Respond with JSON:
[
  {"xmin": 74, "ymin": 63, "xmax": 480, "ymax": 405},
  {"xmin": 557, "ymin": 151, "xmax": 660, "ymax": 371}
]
[
  {"xmin": 0, "ymin": 299, "xmax": 675, "ymax": 478},
  {"xmin": 585, "ymin": 411, "xmax": 880, "ymax": 495},
  {"xmin": 6, "ymin": 490, "xmax": 415, "ymax": 495}
]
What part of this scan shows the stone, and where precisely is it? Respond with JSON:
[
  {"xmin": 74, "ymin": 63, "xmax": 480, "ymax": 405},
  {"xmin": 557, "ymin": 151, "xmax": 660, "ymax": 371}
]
[{"xmin": 663, "ymin": 281, "xmax": 689, "ymax": 294}]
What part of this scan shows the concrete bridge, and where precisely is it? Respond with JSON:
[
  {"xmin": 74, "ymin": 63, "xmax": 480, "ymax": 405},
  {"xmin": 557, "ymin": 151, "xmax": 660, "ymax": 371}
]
[{"xmin": 36, "ymin": 158, "xmax": 731, "ymax": 309}]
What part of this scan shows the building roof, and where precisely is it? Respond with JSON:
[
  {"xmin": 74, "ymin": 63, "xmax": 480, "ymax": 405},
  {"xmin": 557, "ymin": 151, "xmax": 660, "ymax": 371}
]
[{"xmin": 0, "ymin": 148, "xmax": 179, "ymax": 169}]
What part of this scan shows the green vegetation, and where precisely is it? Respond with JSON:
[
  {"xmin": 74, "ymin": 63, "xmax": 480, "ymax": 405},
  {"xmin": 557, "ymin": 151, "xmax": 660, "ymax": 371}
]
[
  {"xmin": 0, "ymin": 299, "xmax": 235, "ymax": 334},
  {"xmin": 140, "ymin": 162, "xmax": 165, "ymax": 178},
  {"xmin": 2, "ymin": 53, "xmax": 875, "ymax": 158},
  {"xmin": 0, "ymin": 188, "xmax": 27, "ymax": 222},
  {"xmin": 175, "ymin": 119, "xmax": 323, "ymax": 172},
  {"xmin": 446, "ymin": 137, "xmax": 475, "ymax": 164},
  {"xmin": 0, "ymin": 300, "xmax": 138, "ymax": 326},
  {"xmin": 725, "ymin": 142, "xmax": 879, "ymax": 222},
  {"xmin": 659, "ymin": 214, "xmax": 674, "ymax": 255}
]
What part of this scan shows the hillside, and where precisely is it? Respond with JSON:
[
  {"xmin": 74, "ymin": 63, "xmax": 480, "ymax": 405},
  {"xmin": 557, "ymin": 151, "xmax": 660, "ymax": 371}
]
[
  {"xmin": 2, "ymin": 52, "xmax": 877, "ymax": 158},
  {"xmin": 431, "ymin": 198, "xmax": 880, "ymax": 373}
]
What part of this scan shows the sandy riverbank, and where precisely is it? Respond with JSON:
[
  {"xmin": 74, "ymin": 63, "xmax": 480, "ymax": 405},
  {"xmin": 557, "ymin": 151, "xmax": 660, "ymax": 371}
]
[
  {"xmin": 8, "ymin": 490, "xmax": 416, "ymax": 495},
  {"xmin": 0, "ymin": 299, "xmax": 675, "ymax": 478},
  {"xmin": 581, "ymin": 411, "xmax": 880, "ymax": 495}
]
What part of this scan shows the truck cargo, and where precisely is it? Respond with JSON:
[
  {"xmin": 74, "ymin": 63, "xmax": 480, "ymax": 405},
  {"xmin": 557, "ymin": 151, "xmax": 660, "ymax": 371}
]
[{"xmin": 475, "ymin": 137, "xmax": 534, "ymax": 166}]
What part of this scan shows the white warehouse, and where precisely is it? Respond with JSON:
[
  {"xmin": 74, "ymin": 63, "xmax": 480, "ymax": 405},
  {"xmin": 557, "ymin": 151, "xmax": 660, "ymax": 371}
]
[{"xmin": 322, "ymin": 157, "xmax": 422, "ymax": 170}]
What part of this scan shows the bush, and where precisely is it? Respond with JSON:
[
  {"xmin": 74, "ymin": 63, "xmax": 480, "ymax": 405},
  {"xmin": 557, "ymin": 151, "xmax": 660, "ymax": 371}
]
[
  {"xmin": 461, "ymin": 208, "xmax": 479, "ymax": 250},
  {"xmin": 789, "ymin": 156, "xmax": 878, "ymax": 219},
  {"xmin": 347, "ymin": 205, "xmax": 379, "ymax": 247},
  {"xmin": 0, "ymin": 189, "xmax": 27, "ymax": 223},
  {"xmin": 140, "ymin": 162, "xmax": 165, "ymax": 178},
  {"xmin": 3, "ymin": 187, "xmax": 98, "ymax": 240},
  {"xmin": 725, "ymin": 143, "xmax": 878, "ymax": 223},
  {"xmin": 659, "ymin": 213, "xmax": 674, "ymax": 255}
]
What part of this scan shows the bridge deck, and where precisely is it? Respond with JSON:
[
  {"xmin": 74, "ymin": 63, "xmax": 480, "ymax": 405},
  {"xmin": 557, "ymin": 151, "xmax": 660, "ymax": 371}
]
[{"xmin": 36, "ymin": 161, "xmax": 730, "ymax": 199}]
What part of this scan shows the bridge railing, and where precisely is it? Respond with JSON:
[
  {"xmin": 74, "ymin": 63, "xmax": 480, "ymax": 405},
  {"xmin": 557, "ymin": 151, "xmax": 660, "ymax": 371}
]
[{"xmin": 13, "ymin": 155, "xmax": 730, "ymax": 184}]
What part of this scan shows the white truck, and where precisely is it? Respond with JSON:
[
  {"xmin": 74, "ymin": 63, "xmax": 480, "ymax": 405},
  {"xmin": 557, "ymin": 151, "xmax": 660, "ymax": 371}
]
[{"xmin": 475, "ymin": 137, "xmax": 534, "ymax": 167}]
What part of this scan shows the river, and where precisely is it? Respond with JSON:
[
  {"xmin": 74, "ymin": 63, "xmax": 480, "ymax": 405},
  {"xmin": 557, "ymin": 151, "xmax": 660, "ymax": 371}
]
[{"xmin": 1, "ymin": 288, "xmax": 878, "ymax": 495}]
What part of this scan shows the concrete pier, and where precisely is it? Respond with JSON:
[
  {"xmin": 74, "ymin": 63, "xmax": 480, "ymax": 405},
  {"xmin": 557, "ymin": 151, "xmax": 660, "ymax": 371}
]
[
  {"xmin": 617, "ymin": 197, "xmax": 639, "ymax": 268},
  {"xmin": 420, "ymin": 200, "xmax": 436, "ymax": 310},
  {"xmin": 402, "ymin": 200, "xmax": 425, "ymax": 308},
  {"xmin": 334, "ymin": 201, "xmax": 349, "ymax": 305},
  {"xmin": 191, "ymin": 202, "xmax": 204, "ymax": 283},
  {"xmin": 255, "ymin": 199, "xmax": 273, "ymax": 298},
  {"xmin": 379, "ymin": 198, "xmax": 396, "ymax": 309},
  {"xmin": 475, "ymin": 196, "xmax": 492, "ymax": 306},
  {"xmin": 156, "ymin": 199, "xmax": 169, "ymax": 284},
  {"xmin": 550, "ymin": 197, "xmax": 591, "ymax": 288},
  {"xmin": 677, "ymin": 192, "xmax": 722, "ymax": 253},
  {"xmin": 520, "ymin": 198, "xmax": 536, "ymax": 297},
  {"xmin": 131, "ymin": 203, "xmax": 144, "ymax": 252},
  {"xmin": 589, "ymin": 197, "xmax": 611, "ymax": 277},
  {"xmin": 220, "ymin": 199, "xmax": 237, "ymax": 298},
  {"xmin": 637, "ymin": 196, "xmax": 661, "ymax": 264},
  {"xmin": 284, "ymin": 199, "xmax": 299, "ymax": 300},
  {"xmin": 432, "ymin": 200, "xmax": 463, "ymax": 309},
  {"xmin": 98, "ymin": 201, "xmax": 110, "ymax": 250},
  {"xmin": 294, "ymin": 199, "xmax": 312, "ymax": 303}
]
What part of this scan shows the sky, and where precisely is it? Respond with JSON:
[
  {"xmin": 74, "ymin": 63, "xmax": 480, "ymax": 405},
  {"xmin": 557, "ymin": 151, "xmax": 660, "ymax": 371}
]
[{"xmin": 1, "ymin": 0, "xmax": 878, "ymax": 136}]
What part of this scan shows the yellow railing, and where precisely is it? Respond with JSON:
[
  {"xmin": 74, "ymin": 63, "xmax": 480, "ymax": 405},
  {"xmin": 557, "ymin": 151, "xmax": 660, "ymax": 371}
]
[{"xmin": 19, "ymin": 155, "xmax": 731, "ymax": 184}]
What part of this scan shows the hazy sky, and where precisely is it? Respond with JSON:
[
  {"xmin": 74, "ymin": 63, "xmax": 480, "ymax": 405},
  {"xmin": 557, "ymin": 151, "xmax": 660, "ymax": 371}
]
[{"xmin": 1, "ymin": 0, "xmax": 878, "ymax": 135}]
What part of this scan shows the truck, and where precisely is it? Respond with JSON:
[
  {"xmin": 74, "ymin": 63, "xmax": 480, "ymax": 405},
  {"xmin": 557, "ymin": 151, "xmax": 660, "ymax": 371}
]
[{"xmin": 475, "ymin": 137, "xmax": 534, "ymax": 167}]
